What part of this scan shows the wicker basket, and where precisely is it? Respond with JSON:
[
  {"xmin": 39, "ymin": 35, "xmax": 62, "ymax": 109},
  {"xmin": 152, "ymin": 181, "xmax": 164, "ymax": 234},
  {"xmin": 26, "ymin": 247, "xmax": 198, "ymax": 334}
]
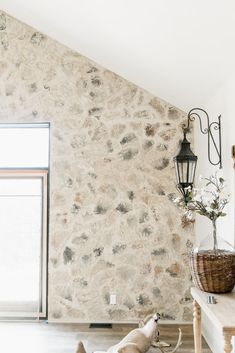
[{"xmin": 190, "ymin": 250, "xmax": 235, "ymax": 293}]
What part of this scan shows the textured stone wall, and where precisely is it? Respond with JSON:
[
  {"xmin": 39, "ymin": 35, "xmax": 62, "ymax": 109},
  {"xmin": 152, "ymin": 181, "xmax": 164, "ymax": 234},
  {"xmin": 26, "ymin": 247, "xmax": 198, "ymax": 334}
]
[{"xmin": 0, "ymin": 11, "xmax": 194, "ymax": 322}]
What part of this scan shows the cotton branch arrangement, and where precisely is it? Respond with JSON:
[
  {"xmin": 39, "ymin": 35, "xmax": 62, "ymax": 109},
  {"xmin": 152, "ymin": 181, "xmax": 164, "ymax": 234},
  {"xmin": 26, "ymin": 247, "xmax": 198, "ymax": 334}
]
[{"xmin": 174, "ymin": 172, "xmax": 229, "ymax": 252}]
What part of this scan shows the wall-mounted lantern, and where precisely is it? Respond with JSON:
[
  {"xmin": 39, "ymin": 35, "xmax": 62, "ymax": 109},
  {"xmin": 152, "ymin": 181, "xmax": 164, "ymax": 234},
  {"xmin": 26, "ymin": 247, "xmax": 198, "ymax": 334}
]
[{"xmin": 174, "ymin": 108, "xmax": 222, "ymax": 203}]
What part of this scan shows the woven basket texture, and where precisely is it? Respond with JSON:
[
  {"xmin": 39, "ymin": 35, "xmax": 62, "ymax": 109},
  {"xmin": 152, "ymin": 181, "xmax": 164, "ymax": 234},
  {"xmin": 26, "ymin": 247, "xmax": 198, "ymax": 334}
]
[{"xmin": 190, "ymin": 250, "xmax": 235, "ymax": 293}]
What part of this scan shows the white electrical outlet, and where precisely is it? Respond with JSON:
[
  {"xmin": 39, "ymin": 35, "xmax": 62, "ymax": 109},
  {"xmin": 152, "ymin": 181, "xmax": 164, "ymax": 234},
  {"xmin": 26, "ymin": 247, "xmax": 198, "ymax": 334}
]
[{"xmin": 110, "ymin": 294, "xmax": 116, "ymax": 305}]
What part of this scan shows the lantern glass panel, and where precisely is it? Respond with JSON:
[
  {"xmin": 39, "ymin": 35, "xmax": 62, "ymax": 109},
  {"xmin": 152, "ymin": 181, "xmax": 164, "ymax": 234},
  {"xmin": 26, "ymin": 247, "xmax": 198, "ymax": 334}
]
[
  {"xmin": 188, "ymin": 160, "xmax": 197, "ymax": 184},
  {"xmin": 179, "ymin": 161, "xmax": 188, "ymax": 184},
  {"xmin": 174, "ymin": 160, "xmax": 180, "ymax": 184}
]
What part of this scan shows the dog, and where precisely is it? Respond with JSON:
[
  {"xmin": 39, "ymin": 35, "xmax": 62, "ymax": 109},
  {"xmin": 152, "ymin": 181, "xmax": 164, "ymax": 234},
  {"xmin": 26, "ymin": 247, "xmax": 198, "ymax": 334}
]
[{"xmin": 76, "ymin": 313, "xmax": 182, "ymax": 353}]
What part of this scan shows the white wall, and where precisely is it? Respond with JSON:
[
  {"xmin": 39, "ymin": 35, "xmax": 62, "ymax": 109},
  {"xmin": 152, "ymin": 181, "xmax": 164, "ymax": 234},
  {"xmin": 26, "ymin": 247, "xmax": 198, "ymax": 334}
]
[
  {"xmin": 195, "ymin": 74, "xmax": 235, "ymax": 353},
  {"xmin": 195, "ymin": 74, "xmax": 235, "ymax": 247},
  {"xmin": 2, "ymin": 1, "xmax": 235, "ymax": 113}
]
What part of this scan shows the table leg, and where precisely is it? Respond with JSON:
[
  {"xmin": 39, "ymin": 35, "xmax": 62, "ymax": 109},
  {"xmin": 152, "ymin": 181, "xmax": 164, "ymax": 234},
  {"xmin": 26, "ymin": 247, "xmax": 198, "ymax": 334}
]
[
  {"xmin": 193, "ymin": 299, "xmax": 201, "ymax": 353},
  {"xmin": 223, "ymin": 333, "xmax": 233, "ymax": 353}
]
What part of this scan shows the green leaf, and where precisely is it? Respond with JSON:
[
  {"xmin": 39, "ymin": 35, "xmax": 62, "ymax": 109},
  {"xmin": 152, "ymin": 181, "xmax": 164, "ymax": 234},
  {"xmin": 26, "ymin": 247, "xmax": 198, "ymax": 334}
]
[
  {"xmin": 220, "ymin": 212, "xmax": 227, "ymax": 217},
  {"xmin": 210, "ymin": 203, "xmax": 217, "ymax": 209},
  {"xmin": 197, "ymin": 211, "xmax": 206, "ymax": 216}
]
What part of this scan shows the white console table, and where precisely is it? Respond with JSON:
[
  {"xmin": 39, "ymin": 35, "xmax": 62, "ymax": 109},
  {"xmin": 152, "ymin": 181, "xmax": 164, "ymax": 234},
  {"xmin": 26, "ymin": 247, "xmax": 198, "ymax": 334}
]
[{"xmin": 191, "ymin": 287, "xmax": 235, "ymax": 353}]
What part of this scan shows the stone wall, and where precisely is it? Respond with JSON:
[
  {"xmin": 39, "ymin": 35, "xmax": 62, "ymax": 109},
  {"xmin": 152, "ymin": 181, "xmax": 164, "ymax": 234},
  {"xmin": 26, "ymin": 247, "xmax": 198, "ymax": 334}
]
[{"xmin": 0, "ymin": 11, "xmax": 194, "ymax": 322}]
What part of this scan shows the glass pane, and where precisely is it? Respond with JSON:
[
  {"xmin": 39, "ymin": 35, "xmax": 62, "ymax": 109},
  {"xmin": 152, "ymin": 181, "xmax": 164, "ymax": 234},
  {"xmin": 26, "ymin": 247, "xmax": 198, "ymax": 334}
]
[
  {"xmin": 0, "ymin": 124, "xmax": 49, "ymax": 168},
  {"xmin": 179, "ymin": 161, "xmax": 188, "ymax": 183},
  {"xmin": 0, "ymin": 177, "xmax": 42, "ymax": 312},
  {"xmin": 174, "ymin": 161, "xmax": 180, "ymax": 184},
  {"xmin": 0, "ymin": 178, "xmax": 41, "ymax": 196},
  {"xmin": 179, "ymin": 162, "xmax": 184, "ymax": 182},
  {"xmin": 189, "ymin": 160, "xmax": 196, "ymax": 184}
]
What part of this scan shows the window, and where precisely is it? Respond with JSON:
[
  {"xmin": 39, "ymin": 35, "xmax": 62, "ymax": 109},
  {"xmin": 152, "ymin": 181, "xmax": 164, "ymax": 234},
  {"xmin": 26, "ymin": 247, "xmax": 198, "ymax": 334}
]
[
  {"xmin": 0, "ymin": 123, "xmax": 50, "ymax": 318},
  {"xmin": 0, "ymin": 123, "xmax": 49, "ymax": 168}
]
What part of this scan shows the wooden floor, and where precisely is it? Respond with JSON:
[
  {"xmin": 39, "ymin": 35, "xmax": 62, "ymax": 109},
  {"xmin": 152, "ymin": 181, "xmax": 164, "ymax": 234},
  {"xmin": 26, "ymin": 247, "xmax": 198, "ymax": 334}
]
[{"xmin": 0, "ymin": 322, "xmax": 212, "ymax": 353}]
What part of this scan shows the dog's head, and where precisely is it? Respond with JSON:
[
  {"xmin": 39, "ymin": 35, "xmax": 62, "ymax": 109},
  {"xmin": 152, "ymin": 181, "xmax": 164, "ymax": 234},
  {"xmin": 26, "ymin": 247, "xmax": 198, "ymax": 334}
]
[
  {"xmin": 153, "ymin": 313, "xmax": 160, "ymax": 323},
  {"xmin": 139, "ymin": 313, "xmax": 161, "ymax": 328}
]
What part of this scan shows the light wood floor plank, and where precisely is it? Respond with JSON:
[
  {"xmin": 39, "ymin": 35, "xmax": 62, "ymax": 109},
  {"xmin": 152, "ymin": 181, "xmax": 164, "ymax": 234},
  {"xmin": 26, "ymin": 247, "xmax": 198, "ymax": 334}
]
[{"xmin": 0, "ymin": 322, "xmax": 212, "ymax": 353}]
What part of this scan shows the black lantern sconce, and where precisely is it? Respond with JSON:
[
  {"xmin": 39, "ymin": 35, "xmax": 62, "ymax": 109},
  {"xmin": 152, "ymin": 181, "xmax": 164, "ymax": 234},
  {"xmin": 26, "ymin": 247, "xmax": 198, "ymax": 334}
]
[{"xmin": 174, "ymin": 108, "xmax": 222, "ymax": 203}]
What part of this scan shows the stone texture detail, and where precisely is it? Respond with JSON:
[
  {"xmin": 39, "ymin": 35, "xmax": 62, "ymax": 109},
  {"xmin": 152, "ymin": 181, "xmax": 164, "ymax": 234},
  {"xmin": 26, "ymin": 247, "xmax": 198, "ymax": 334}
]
[{"xmin": 0, "ymin": 11, "xmax": 194, "ymax": 322}]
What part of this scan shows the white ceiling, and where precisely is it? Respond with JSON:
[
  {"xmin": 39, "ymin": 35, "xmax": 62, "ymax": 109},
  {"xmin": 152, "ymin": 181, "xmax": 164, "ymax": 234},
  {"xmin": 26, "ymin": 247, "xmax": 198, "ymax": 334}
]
[{"xmin": 1, "ymin": 0, "xmax": 235, "ymax": 111}]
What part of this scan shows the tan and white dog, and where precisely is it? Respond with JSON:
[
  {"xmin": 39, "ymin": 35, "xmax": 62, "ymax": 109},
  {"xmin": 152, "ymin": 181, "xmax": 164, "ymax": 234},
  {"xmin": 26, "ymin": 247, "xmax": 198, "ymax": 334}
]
[{"xmin": 76, "ymin": 313, "xmax": 182, "ymax": 353}]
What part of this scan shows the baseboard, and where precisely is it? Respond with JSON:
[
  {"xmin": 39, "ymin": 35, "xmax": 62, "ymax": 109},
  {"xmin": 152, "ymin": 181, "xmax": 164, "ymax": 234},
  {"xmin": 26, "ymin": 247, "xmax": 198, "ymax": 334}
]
[{"xmin": 47, "ymin": 318, "xmax": 193, "ymax": 325}]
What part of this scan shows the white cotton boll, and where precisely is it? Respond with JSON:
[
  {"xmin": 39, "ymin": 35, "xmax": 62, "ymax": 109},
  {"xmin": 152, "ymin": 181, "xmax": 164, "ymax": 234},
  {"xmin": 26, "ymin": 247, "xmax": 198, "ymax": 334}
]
[
  {"xmin": 220, "ymin": 189, "xmax": 229, "ymax": 199},
  {"xmin": 193, "ymin": 194, "xmax": 201, "ymax": 202},
  {"xmin": 173, "ymin": 197, "xmax": 181, "ymax": 203},
  {"xmin": 201, "ymin": 195, "xmax": 210, "ymax": 205},
  {"xmin": 186, "ymin": 210, "xmax": 193, "ymax": 220},
  {"xmin": 216, "ymin": 169, "xmax": 224, "ymax": 178},
  {"xmin": 205, "ymin": 206, "xmax": 214, "ymax": 213}
]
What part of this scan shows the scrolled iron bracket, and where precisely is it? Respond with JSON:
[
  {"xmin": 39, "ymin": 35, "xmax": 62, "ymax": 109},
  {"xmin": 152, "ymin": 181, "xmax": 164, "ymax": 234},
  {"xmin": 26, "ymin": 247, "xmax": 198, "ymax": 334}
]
[{"xmin": 184, "ymin": 108, "xmax": 222, "ymax": 168}]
